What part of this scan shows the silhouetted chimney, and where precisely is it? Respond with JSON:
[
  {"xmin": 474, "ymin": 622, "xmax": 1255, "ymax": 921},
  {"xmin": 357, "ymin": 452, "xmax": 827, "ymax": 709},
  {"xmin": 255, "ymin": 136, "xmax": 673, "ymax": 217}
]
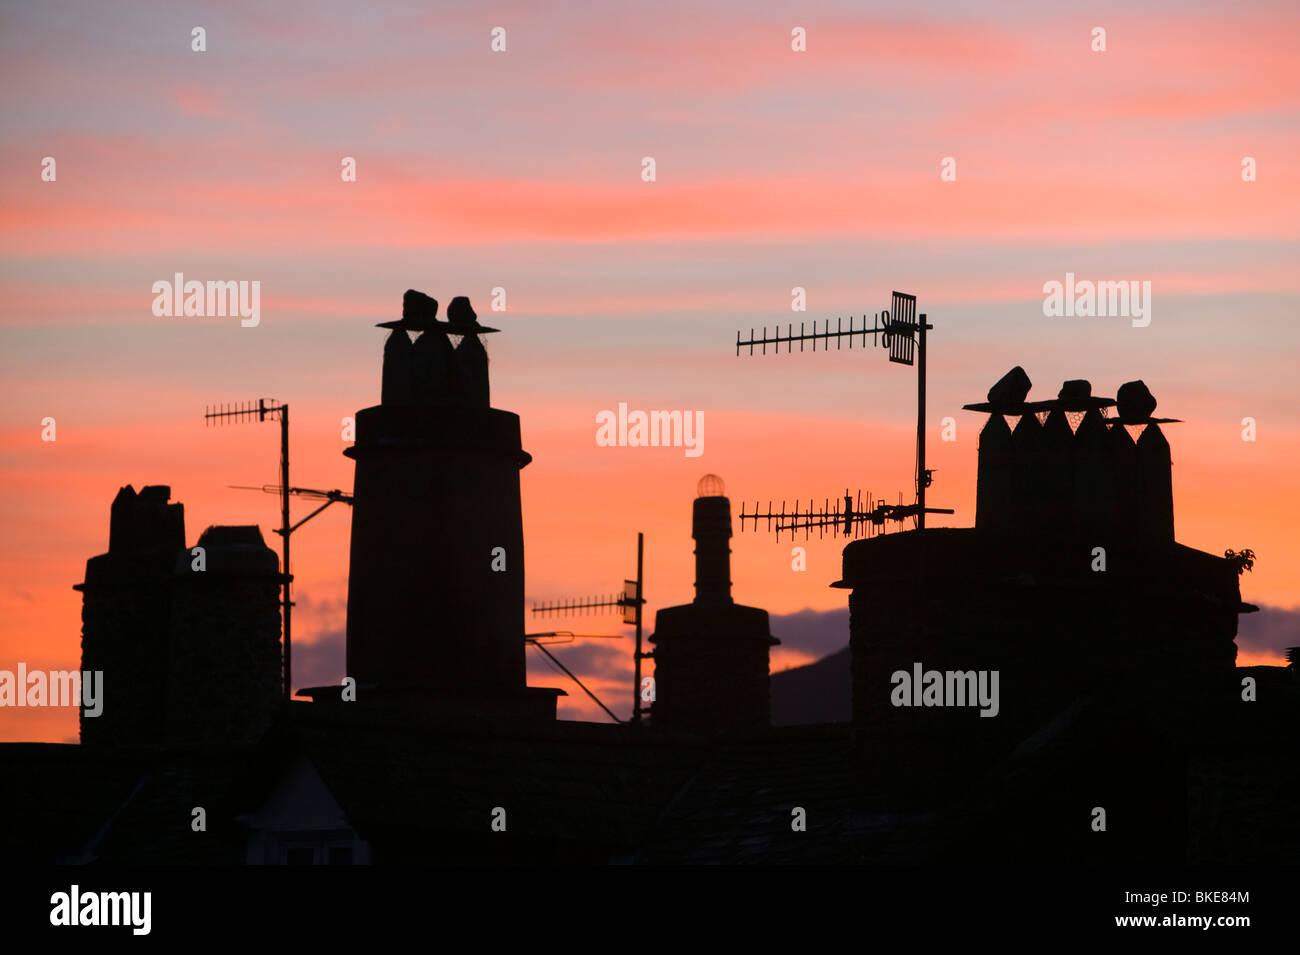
[
  {"xmin": 342, "ymin": 291, "xmax": 560, "ymax": 719},
  {"xmin": 77, "ymin": 489, "xmax": 286, "ymax": 747},
  {"xmin": 841, "ymin": 371, "xmax": 1233, "ymax": 731},
  {"xmin": 967, "ymin": 371, "xmax": 1176, "ymax": 547},
  {"xmin": 76, "ymin": 485, "xmax": 184, "ymax": 746},
  {"xmin": 165, "ymin": 525, "xmax": 282, "ymax": 745},
  {"xmin": 1135, "ymin": 424, "xmax": 1175, "ymax": 542},
  {"xmin": 692, "ymin": 473, "xmax": 732, "ymax": 602},
  {"xmin": 650, "ymin": 475, "xmax": 778, "ymax": 732}
]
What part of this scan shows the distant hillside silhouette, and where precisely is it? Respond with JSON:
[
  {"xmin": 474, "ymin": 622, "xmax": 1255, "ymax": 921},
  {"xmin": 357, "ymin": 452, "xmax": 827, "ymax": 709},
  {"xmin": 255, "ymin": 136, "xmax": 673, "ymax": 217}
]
[{"xmin": 771, "ymin": 646, "xmax": 851, "ymax": 725}]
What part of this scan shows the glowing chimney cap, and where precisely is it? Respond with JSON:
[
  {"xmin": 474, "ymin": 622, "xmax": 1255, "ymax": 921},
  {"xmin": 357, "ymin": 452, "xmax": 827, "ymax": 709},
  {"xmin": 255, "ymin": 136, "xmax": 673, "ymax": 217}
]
[{"xmin": 696, "ymin": 474, "xmax": 725, "ymax": 498}]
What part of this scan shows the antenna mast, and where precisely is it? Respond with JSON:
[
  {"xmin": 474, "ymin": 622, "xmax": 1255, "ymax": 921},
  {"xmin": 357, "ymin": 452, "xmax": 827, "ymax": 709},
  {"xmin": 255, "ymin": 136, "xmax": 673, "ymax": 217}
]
[
  {"xmin": 204, "ymin": 399, "xmax": 293, "ymax": 699},
  {"xmin": 531, "ymin": 532, "xmax": 649, "ymax": 722},
  {"xmin": 735, "ymin": 291, "xmax": 944, "ymax": 530}
]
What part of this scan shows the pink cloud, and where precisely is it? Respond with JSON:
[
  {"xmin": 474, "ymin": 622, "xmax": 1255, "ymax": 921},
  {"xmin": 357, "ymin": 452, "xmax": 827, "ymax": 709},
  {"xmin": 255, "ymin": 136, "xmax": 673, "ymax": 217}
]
[{"xmin": 173, "ymin": 86, "xmax": 228, "ymax": 120}]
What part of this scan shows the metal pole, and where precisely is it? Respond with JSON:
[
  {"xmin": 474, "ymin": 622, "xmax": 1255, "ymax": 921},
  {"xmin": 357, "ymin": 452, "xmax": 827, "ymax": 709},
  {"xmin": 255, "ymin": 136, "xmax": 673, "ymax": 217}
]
[
  {"xmin": 530, "ymin": 641, "xmax": 621, "ymax": 723},
  {"xmin": 633, "ymin": 532, "xmax": 644, "ymax": 723},
  {"xmin": 280, "ymin": 406, "xmax": 291, "ymax": 700},
  {"xmin": 917, "ymin": 315, "xmax": 926, "ymax": 530}
]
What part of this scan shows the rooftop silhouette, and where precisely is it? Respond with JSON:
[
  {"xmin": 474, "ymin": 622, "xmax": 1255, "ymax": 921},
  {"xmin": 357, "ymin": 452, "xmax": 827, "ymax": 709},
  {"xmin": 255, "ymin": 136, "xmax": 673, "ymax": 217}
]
[{"xmin": 3, "ymin": 300, "xmax": 1296, "ymax": 867}]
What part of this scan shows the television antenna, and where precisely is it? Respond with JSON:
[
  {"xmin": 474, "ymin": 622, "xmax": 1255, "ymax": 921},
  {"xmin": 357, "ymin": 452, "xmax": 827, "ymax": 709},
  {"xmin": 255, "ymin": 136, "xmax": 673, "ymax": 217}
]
[
  {"xmin": 735, "ymin": 290, "xmax": 949, "ymax": 531},
  {"xmin": 227, "ymin": 486, "xmax": 353, "ymax": 694},
  {"xmin": 531, "ymin": 532, "xmax": 649, "ymax": 723},
  {"xmin": 739, "ymin": 489, "xmax": 954, "ymax": 541},
  {"xmin": 205, "ymin": 400, "xmax": 355, "ymax": 701}
]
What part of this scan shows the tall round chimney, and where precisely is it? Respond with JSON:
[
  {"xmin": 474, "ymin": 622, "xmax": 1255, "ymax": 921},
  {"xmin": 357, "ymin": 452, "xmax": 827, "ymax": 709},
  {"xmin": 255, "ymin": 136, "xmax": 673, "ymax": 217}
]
[
  {"xmin": 340, "ymin": 292, "xmax": 560, "ymax": 720},
  {"xmin": 693, "ymin": 474, "xmax": 732, "ymax": 603}
]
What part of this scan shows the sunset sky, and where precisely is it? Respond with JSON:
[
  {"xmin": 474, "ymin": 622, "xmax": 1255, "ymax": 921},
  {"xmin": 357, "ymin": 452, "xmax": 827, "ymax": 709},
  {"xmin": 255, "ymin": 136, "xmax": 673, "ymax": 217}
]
[{"xmin": 2, "ymin": 0, "xmax": 1298, "ymax": 740}]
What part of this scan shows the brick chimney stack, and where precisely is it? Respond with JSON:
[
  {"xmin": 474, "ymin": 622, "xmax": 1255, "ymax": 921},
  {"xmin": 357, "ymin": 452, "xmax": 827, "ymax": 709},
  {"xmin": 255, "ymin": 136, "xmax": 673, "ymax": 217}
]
[
  {"xmin": 166, "ymin": 525, "xmax": 282, "ymax": 745},
  {"xmin": 77, "ymin": 485, "xmax": 184, "ymax": 747},
  {"xmin": 650, "ymin": 476, "xmax": 778, "ymax": 732},
  {"xmin": 838, "ymin": 371, "xmax": 1241, "ymax": 733},
  {"xmin": 77, "ymin": 488, "xmax": 284, "ymax": 747}
]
